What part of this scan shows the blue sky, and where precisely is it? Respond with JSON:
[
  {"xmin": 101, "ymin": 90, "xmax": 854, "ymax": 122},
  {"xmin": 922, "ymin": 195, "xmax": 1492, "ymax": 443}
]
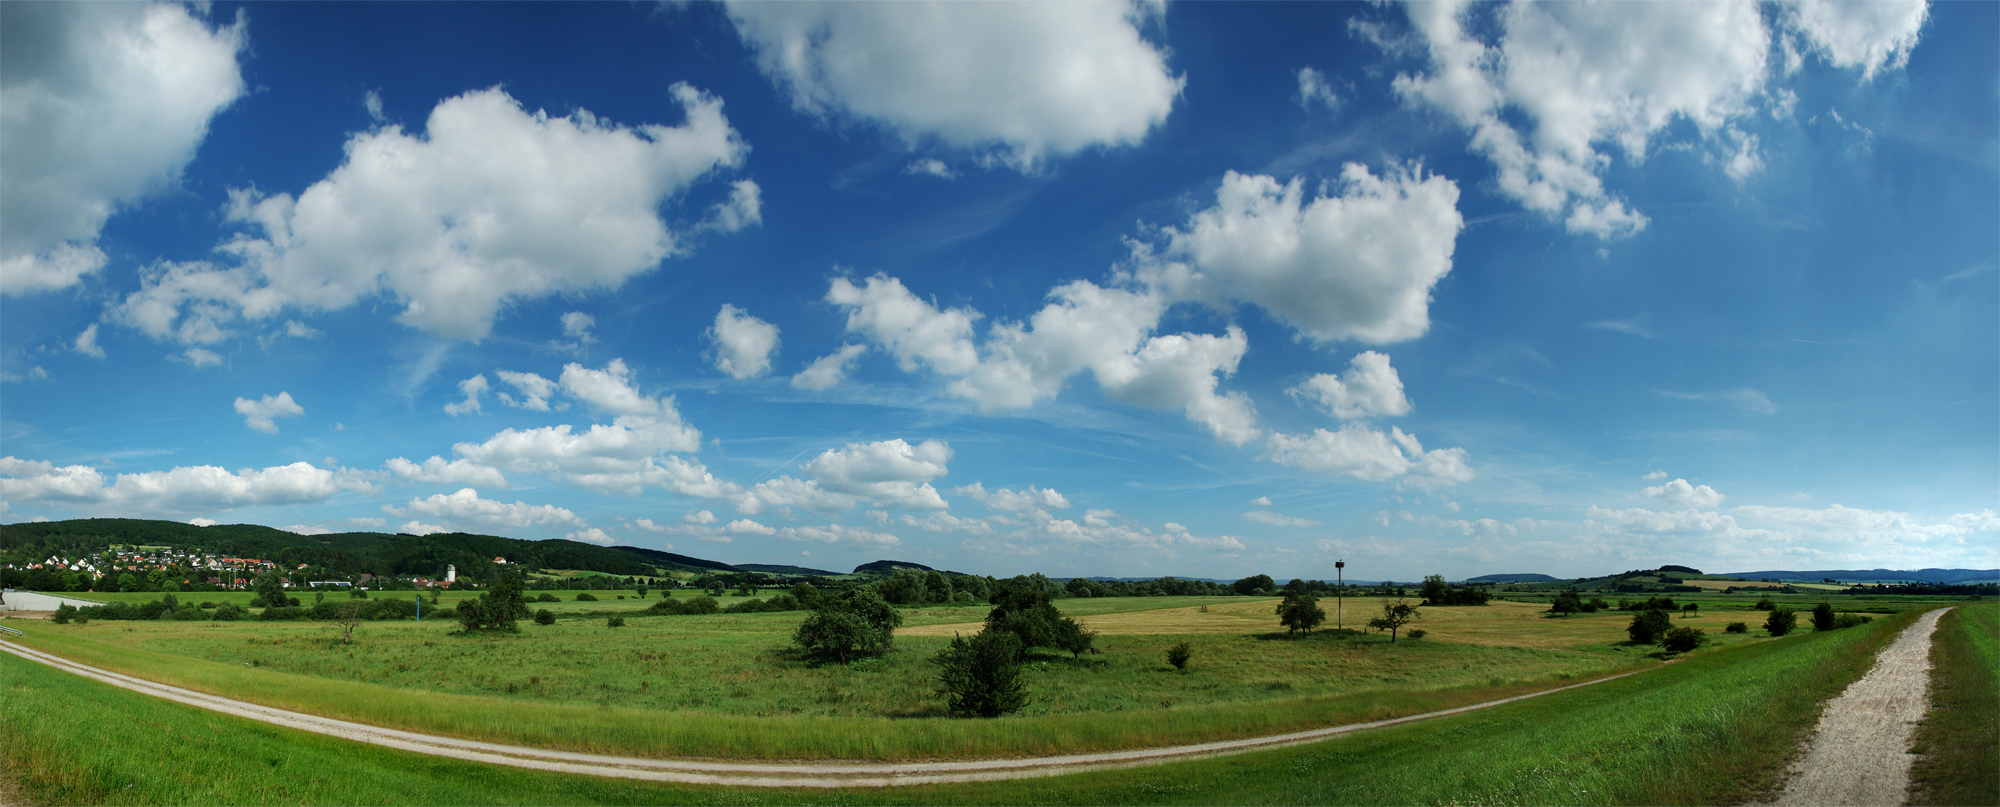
[{"xmin": 2, "ymin": 1, "xmax": 1994, "ymax": 580}]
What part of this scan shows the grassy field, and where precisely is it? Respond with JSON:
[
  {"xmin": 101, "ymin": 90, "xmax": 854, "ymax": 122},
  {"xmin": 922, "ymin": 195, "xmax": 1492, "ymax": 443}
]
[
  {"xmin": 8, "ymin": 596, "xmax": 1678, "ymax": 760},
  {"xmin": 1, "ymin": 604, "xmax": 1929, "ymax": 806},
  {"xmin": 1908, "ymin": 602, "xmax": 1999, "ymax": 806}
]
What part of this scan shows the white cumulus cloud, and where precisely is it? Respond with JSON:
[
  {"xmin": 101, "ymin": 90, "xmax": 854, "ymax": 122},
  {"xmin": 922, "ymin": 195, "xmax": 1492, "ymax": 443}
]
[
  {"xmin": 385, "ymin": 487, "xmax": 586, "ymax": 531},
  {"xmin": 116, "ymin": 84, "xmax": 749, "ymax": 342},
  {"xmin": 1289, "ymin": 351, "xmax": 1412, "ymax": 419},
  {"xmin": 385, "ymin": 455, "xmax": 507, "ymax": 488},
  {"xmin": 791, "ymin": 343, "xmax": 868, "ymax": 391},
  {"xmin": 1266, "ymin": 423, "xmax": 1473, "ymax": 488},
  {"xmin": 1645, "ymin": 478, "xmax": 1726, "ymax": 510},
  {"xmin": 708, "ymin": 304, "xmax": 780, "ymax": 379},
  {"xmin": 1, "ymin": 2, "xmax": 245, "ymax": 296},
  {"xmin": 1137, "ymin": 165, "xmax": 1463, "ymax": 344},
  {"xmin": 0, "ymin": 457, "xmax": 371, "ymax": 514},
  {"xmin": 234, "ymin": 391, "xmax": 303, "ymax": 433},
  {"xmin": 725, "ymin": 0, "xmax": 1182, "ymax": 170}
]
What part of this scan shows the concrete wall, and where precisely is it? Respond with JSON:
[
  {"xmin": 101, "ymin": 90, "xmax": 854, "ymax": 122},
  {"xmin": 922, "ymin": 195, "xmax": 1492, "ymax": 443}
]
[{"xmin": 0, "ymin": 590, "xmax": 109, "ymax": 611}]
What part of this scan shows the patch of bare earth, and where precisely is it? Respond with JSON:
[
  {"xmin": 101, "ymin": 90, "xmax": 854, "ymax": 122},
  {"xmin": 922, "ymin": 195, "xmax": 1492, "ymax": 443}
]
[{"xmin": 1767, "ymin": 608, "xmax": 1950, "ymax": 807}]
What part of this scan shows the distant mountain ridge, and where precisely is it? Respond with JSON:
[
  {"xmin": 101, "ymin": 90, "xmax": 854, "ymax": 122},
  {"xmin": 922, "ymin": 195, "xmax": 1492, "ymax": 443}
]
[
  {"xmin": 851, "ymin": 559, "xmax": 935, "ymax": 574},
  {"xmin": 1465, "ymin": 573, "xmax": 1559, "ymax": 583},
  {"xmin": 1719, "ymin": 568, "xmax": 1999, "ymax": 585}
]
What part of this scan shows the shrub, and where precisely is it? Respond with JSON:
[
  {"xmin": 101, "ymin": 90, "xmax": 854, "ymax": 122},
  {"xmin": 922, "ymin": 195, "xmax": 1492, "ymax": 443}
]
[
  {"xmin": 51, "ymin": 603, "xmax": 75, "ymax": 624},
  {"xmin": 1407, "ymin": 629, "xmax": 1428, "ymax": 640},
  {"xmin": 606, "ymin": 616, "xmax": 625, "ymax": 628},
  {"xmin": 1660, "ymin": 625, "xmax": 1708, "ymax": 653},
  {"xmin": 1811, "ymin": 602, "xmax": 1836, "ymax": 632},
  {"xmin": 932, "ymin": 631, "xmax": 1028, "ymax": 717},
  {"xmin": 1586, "ymin": 597, "xmax": 1611, "ymax": 612},
  {"xmin": 1627, "ymin": 609, "xmax": 1674, "ymax": 644},
  {"xmin": 1166, "ymin": 642, "xmax": 1193, "ymax": 671},
  {"xmin": 259, "ymin": 606, "xmax": 305, "ymax": 621},
  {"xmin": 534, "ymin": 609, "xmax": 555, "ymax": 625},
  {"xmin": 1765, "ymin": 608, "xmax": 1798, "ymax": 636},
  {"xmin": 1548, "ymin": 591, "xmax": 1582, "ymax": 616},
  {"xmin": 652, "ymin": 595, "xmax": 721, "ymax": 616},
  {"xmin": 1834, "ymin": 613, "xmax": 1872, "ymax": 629},
  {"xmin": 1753, "ymin": 597, "xmax": 1776, "ymax": 611},
  {"xmin": 1725, "ymin": 621, "xmax": 1748, "ymax": 633},
  {"xmin": 793, "ymin": 588, "xmax": 901, "ymax": 664},
  {"xmin": 536, "ymin": 593, "xmax": 559, "ymax": 603},
  {"xmin": 575, "ymin": 593, "xmax": 598, "ymax": 602}
]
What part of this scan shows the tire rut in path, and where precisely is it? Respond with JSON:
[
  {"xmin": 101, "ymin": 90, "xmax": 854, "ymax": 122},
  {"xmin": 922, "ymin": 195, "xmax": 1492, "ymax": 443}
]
[
  {"xmin": 4, "ymin": 639, "xmax": 1646, "ymax": 788},
  {"xmin": 1769, "ymin": 607, "xmax": 1951, "ymax": 807}
]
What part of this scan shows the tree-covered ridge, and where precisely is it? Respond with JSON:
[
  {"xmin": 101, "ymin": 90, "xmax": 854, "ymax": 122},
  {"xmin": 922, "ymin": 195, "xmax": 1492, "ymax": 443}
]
[{"xmin": 0, "ymin": 518, "xmax": 654, "ymax": 582}]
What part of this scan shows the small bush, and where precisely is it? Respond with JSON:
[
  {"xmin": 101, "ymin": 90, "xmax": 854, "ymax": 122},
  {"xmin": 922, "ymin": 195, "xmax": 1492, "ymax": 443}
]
[
  {"xmin": 533, "ymin": 609, "xmax": 555, "ymax": 625},
  {"xmin": 1660, "ymin": 625, "xmax": 1708, "ymax": 653},
  {"xmin": 1834, "ymin": 613, "xmax": 1872, "ymax": 629},
  {"xmin": 1765, "ymin": 608, "xmax": 1798, "ymax": 636},
  {"xmin": 1753, "ymin": 597, "xmax": 1775, "ymax": 611},
  {"xmin": 1166, "ymin": 642, "xmax": 1193, "ymax": 672},
  {"xmin": 1724, "ymin": 621, "xmax": 1748, "ymax": 633},
  {"xmin": 606, "ymin": 616, "xmax": 625, "ymax": 628},
  {"xmin": 575, "ymin": 593, "xmax": 597, "ymax": 602},
  {"xmin": 1811, "ymin": 602, "xmax": 1836, "ymax": 632},
  {"xmin": 536, "ymin": 593, "xmax": 559, "ymax": 603},
  {"xmin": 1407, "ymin": 629, "xmax": 1428, "ymax": 640}
]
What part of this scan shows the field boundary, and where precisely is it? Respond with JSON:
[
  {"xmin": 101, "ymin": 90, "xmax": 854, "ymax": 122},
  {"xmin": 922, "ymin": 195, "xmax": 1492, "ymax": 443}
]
[{"xmin": 3, "ymin": 637, "xmax": 1653, "ymax": 788}]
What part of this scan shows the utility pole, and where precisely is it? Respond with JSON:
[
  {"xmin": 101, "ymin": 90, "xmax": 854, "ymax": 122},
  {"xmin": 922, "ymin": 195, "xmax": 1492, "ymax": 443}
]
[{"xmin": 1336, "ymin": 560, "xmax": 1345, "ymax": 630}]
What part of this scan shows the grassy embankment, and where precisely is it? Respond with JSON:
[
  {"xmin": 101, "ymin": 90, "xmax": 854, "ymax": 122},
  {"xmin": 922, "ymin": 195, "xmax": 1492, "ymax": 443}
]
[
  {"xmin": 1908, "ymin": 602, "xmax": 1999, "ymax": 806},
  {"xmin": 1, "ymin": 604, "xmax": 1927, "ymax": 806},
  {"xmin": 9, "ymin": 598, "xmax": 1696, "ymax": 760}
]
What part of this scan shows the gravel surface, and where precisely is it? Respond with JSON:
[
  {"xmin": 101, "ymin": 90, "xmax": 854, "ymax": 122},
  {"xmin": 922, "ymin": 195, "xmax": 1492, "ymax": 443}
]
[
  {"xmin": 2, "ymin": 638, "xmax": 1647, "ymax": 789},
  {"xmin": 1770, "ymin": 607, "xmax": 1950, "ymax": 807}
]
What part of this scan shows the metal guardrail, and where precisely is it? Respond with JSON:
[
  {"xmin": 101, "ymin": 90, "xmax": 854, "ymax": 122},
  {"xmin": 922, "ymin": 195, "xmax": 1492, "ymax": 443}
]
[{"xmin": 0, "ymin": 625, "xmax": 23, "ymax": 637}]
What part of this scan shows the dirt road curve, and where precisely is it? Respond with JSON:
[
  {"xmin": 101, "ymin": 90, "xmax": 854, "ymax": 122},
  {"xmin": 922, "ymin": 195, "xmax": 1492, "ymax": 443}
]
[
  {"xmin": 3, "ymin": 639, "xmax": 1646, "ymax": 789},
  {"xmin": 1772, "ymin": 607, "xmax": 1950, "ymax": 807}
]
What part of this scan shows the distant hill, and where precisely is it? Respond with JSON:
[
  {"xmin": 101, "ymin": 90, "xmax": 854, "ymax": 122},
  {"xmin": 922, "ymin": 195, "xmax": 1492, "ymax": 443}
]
[
  {"xmin": 852, "ymin": 559, "xmax": 934, "ymax": 574},
  {"xmin": 1466, "ymin": 573, "xmax": 1559, "ymax": 583},
  {"xmin": 609, "ymin": 545, "xmax": 740, "ymax": 574},
  {"xmin": 1719, "ymin": 568, "xmax": 2000, "ymax": 585},
  {"xmin": 2, "ymin": 518, "xmax": 657, "ymax": 578},
  {"xmin": 735, "ymin": 563, "xmax": 839, "ymax": 577}
]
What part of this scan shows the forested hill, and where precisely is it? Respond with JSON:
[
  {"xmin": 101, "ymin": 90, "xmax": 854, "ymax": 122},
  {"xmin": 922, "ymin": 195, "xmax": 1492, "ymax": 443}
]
[{"xmin": 0, "ymin": 518, "xmax": 669, "ymax": 580}]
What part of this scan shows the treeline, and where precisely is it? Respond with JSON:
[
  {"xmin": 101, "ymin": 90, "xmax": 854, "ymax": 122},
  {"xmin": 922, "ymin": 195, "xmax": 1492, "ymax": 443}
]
[{"xmin": 1844, "ymin": 582, "xmax": 1998, "ymax": 597}]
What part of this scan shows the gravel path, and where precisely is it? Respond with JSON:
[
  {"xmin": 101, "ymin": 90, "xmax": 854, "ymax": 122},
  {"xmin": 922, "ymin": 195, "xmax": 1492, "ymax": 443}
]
[
  {"xmin": 1771, "ymin": 607, "xmax": 1951, "ymax": 807},
  {"xmin": 2, "ymin": 639, "xmax": 1646, "ymax": 789}
]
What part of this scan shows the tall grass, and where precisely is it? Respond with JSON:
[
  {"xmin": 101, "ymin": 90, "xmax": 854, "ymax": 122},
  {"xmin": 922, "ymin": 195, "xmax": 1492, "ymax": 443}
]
[{"xmin": 1908, "ymin": 603, "xmax": 1998, "ymax": 806}]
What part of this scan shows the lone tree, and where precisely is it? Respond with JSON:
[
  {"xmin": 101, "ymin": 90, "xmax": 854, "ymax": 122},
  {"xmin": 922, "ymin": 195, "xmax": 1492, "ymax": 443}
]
[
  {"xmin": 1367, "ymin": 598, "xmax": 1421, "ymax": 642},
  {"xmin": 455, "ymin": 569, "xmax": 529, "ymax": 633},
  {"xmin": 250, "ymin": 571, "xmax": 287, "ymax": 609},
  {"xmin": 1627, "ymin": 609, "xmax": 1673, "ymax": 644},
  {"xmin": 984, "ymin": 579, "xmax": 1066, "ymax": 659},
  {"xmin": 1765, "ymin": 608, "xmax": 1798, "ymax": 636},
  {"xmin": 1548, "ymin": 590, "xmax": 1583, "ymax": 616},
  {"xmin": 333, "ymin": 601, "xmax": 365, "ymax": 644},
  {"xmin": 1052, "ymin": 616, "xmax": 1097, "ymax": 659},
  {"xmin": 1811, "ymin": 602, "xmax": 1836, "ymax": 632},
  {"xmin": 793, "ymin": 587, "xmax": 901, "ymax": 664},
  {"xmin": 1277, "ymin": 591, "xmax": 1326, "ymax": 635},
  {"xmin": 932, "ymin": 631, "xmax": 1029, "ymax": 717},
  {"xmin": 1681, "ymin": 602, "xmax": 1699, "ymax": 619}
]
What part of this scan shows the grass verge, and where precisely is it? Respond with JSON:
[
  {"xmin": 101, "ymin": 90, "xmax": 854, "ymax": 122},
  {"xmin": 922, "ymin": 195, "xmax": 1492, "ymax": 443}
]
[{"xmin": 1908, "ymin": 602, "xmax": 1999, "ymax": 806}]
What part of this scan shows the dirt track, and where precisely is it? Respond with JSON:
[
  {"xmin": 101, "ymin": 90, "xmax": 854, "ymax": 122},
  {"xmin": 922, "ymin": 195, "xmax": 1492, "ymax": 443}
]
[
  {"xmin": 1770, "ymin": 607, "xmax": 1950, "ymax": 807},
  {"xmin": 2, "ymin": 638, "xmax": 1647, "ymax": 789}
]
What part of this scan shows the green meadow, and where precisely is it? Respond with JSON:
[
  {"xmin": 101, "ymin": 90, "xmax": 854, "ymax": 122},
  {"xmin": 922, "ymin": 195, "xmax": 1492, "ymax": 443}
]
[{"xmin": 2, "ymin": 603, "xmax": 1946, "ymax": 805}]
